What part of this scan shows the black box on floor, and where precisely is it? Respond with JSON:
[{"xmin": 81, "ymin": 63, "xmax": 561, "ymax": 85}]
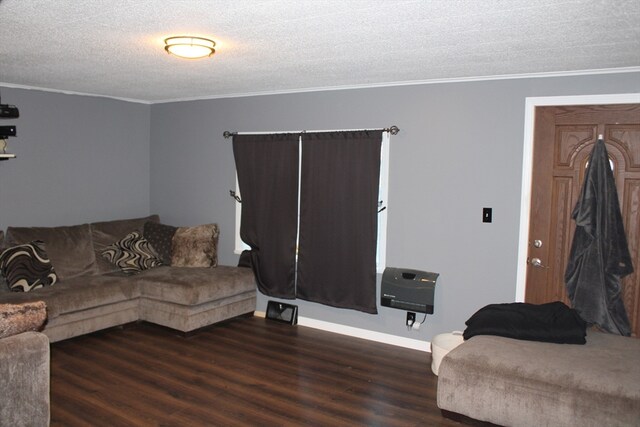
[{"xmin": 266, "ymin": 301, "xmax": 298, "ymax": 325}]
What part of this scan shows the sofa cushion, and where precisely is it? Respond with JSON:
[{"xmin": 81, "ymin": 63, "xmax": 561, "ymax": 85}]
[
  {"xmin": 101, "ymin": 232, "xmax": 163, "ymax": 275},
  {"xmin": 137, "ymin": 265, "xmax": 255, "ymax": 306},
  {"xmin": 0, "ymin": 301, "xmax": 47, "ymax": 338},
  {"xmin": 0, "ymin": 241, "xmax": 58, "ymax": 292},
  {"xmin": 143, "ymin": 221, "xmax": 176, "ymax": 265},
  {"xmin": 171, "ymin": 224, "xmax": 219, "ymax": 267},
  {"xmin": 6, "ymin": 223, "xmax": 97, "ymax": 279},
  {"xmin": 91, "ymin": 215, "xmax": 159, "ymax": 274},
  {"xmin": 0, "ymin": 274, "xmax": 141, "ymax": 318}
]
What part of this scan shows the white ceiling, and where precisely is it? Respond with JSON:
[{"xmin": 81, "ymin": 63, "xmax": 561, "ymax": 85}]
[{"xmin": 1, "ymin": 0, "xmax": 639, "ymax": 103}]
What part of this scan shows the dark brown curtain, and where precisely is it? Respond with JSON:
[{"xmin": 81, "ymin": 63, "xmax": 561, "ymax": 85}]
[
  {"xmin": 233, "ymin": 134, "xmax": 299, "ymax": 298},
  {"xmin": 296, "ymin": 131, "xmax": 382, "ymax": 314}
]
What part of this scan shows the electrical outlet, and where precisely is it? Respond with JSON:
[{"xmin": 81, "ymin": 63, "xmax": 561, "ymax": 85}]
[{"xmin": 406, "ymin": 312, "xmax": 416, "ymax": 326}]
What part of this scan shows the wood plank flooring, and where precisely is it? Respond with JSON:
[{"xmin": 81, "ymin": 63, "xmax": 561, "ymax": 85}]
[{"xmin": 50, "ymin": 316, "xmax": 462, "ymax": 426}]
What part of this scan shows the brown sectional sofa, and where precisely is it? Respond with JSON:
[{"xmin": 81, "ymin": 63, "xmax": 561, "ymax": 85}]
[{"xmin": 0, "ymin": 215, "xmax": 257, "ymax": 342}]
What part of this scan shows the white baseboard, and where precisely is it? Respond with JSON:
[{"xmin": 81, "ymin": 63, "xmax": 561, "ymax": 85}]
[{"xmin": 254, "ymin": 311, "xmax": 430, "ymax": 352}]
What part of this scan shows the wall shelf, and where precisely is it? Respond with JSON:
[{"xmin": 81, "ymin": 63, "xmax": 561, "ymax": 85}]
[{"xmin": 0, "ymin": 153, "xmax": 16, "ymax": 161}]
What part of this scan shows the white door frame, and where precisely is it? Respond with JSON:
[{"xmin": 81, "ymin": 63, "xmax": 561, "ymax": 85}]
[{"xmin": 515, "ymin": 92, "xmax": 640, "ymax": 302}]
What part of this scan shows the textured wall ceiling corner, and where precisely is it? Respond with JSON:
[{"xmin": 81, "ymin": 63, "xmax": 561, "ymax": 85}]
[{"xmin": 1, "ymin": 0, "xmax": 639, "ymax": 103}]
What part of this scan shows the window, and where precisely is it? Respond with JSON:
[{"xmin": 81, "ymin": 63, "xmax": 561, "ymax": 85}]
[{"xmin": 234, "ymin": 132, "xmax": 389, "ymax": 274}]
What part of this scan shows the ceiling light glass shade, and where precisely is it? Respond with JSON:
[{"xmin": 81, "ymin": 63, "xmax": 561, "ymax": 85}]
[{"xmin": 164, "ymin": 36, "xmax": 216, "ymax": 59}]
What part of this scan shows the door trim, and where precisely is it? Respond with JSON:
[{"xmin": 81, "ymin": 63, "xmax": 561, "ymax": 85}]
[{"xmin": 515, "ymin": 93, "xmax": 640, "ymax": 302}]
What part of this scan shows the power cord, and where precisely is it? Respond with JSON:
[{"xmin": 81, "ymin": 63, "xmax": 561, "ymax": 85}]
[{"xmin": 412, "ymin": 312, "xmax": 428, "ymax": 330}]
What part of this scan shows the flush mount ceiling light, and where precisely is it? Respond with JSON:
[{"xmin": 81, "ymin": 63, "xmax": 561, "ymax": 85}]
[{"xmin": 164, "ymin": 36, "xmax": 216, "ymax": 59}]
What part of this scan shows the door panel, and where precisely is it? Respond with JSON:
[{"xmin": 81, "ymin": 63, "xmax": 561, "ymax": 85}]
[
  {"xmin": 548, "ymin": 176, "xmax": 573, "ymax": 305},
  {"xmin": 614, "ymin": 124, "xmax": 640, "ymax": 335},
  {"xmin": 526, "ymin": 104, "xmax": 640, "ymax": 337}
]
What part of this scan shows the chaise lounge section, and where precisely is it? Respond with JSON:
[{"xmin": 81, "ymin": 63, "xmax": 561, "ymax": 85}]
[{"xmin": 437, "ymin": 329, "xmax": 640, "ymax": 426}]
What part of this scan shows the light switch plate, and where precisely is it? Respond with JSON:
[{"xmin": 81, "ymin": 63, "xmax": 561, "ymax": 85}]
[{"xmin": 483, "ymin": 207, "xmax": 492, "ymax": 223}]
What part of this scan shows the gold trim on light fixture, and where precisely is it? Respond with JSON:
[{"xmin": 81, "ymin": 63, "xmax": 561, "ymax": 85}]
[{"xmin": 164, "ymin": 36, "xmax": 216, "ymax": 59}]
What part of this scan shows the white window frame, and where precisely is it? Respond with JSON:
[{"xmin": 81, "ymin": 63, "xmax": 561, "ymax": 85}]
[
  {"xmin": 376, "ymin": 132, "xmax": 390, "ymax": 273},
  {"xmin": 234, "ymin": 177, "xmax": 248, "ymax": 254},
  {"xmin": 234, "ymin": 132, "xmax": 390, "ymax": 274}
]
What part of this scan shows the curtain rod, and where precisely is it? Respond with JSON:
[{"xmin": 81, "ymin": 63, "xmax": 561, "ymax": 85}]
[{"xmin": 223, "ymin": 125, "xmax": 399, "ymax": 139}]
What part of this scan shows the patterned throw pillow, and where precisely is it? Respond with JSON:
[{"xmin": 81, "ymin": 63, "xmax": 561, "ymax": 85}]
[
  {"xmin": 143, "ymin": 221, "xmax": 177, "ymax": 265},
  {"xmin": 171, "ymin": 224, "xmax": 219, "ymax": 267},
  {"xmin": 0, "ymin": 241, "xmax": 58, "ymax": 292},
  {"xmin": 101, "ymin": 232, "xmax": 163, "ymax": 275}
]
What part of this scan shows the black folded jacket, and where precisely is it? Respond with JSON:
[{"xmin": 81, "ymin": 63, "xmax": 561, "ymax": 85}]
[{"xmin": 463, "ymin": 301, "xmax": 587, "ymax": 344}]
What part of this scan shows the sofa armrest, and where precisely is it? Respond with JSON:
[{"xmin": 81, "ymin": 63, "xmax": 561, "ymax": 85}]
[{"xmin": 0, "ymin": 331, "xmax": 50, "ymax": 427}]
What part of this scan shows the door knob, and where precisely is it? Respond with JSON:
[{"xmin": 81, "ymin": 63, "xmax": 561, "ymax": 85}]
[
  {"xmin": 533, "ymin": 239, "xmax": 543, "ymax": 248},
  {"xmin": 528, "ymin": 257, "xmax": 549, "ymax": 269}
]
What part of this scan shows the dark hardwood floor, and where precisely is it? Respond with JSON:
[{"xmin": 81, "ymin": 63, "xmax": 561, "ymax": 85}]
[{"xmin": 50, "ymin": 316, "xmax": 462, "ymax": 426}]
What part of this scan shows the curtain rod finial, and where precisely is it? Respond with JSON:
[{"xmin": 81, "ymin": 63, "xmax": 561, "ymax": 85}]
[{"xmin": 388, "ymin": 125, "xmax": 399, "ymax": 135}]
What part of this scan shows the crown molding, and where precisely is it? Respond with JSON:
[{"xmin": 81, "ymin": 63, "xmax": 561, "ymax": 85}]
[
  {"xmin": 151, "ymin": 67, "xmax": 640, "ymax": 104},
  {"xmin": 3, "ymin": 66, "xmax": 639, "ymax": 105},
  {"xmin": 0, "ymin": 82, "xmax": 152, "ymax": 104}
]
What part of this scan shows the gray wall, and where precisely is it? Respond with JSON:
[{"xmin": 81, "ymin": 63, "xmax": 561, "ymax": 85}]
[
  {"xmin": 150, "ymin": 72, "xmax": 640, "ymax": 341},
  {"xmin": 3, "ymin": 74, "xmax": 637, "ymax": 344},
  {"xmin": 0, "ymin": 87, "xmax": 151, "ymax": 230}
]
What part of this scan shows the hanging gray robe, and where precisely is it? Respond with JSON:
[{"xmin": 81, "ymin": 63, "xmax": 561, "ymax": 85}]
[{"xmin": 565, "ymin": 139, "xmax": 633, "ymax": 336}]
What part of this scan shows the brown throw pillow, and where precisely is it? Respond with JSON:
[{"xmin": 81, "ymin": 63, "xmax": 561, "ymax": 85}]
[
  {"xmin": 171, "ymin": 224, "xmax": 219, "ymax": 267},
  {"xmin": 0, "ymin": 301, "xmax": 48, "ymax": 339},
  {"xmin": 143, "ymin": 221, "xmax": 177, "ymax": 265}
]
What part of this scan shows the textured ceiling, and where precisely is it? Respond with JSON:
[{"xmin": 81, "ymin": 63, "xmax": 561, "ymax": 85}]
[{"xmin": 1, "ymin": 0, "xmax": 639, "ymax": 103}]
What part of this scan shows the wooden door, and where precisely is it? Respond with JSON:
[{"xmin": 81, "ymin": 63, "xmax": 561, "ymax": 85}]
[{"xmin": 525, "ymin": 104, "xmax": 640, "ymax": 336}]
